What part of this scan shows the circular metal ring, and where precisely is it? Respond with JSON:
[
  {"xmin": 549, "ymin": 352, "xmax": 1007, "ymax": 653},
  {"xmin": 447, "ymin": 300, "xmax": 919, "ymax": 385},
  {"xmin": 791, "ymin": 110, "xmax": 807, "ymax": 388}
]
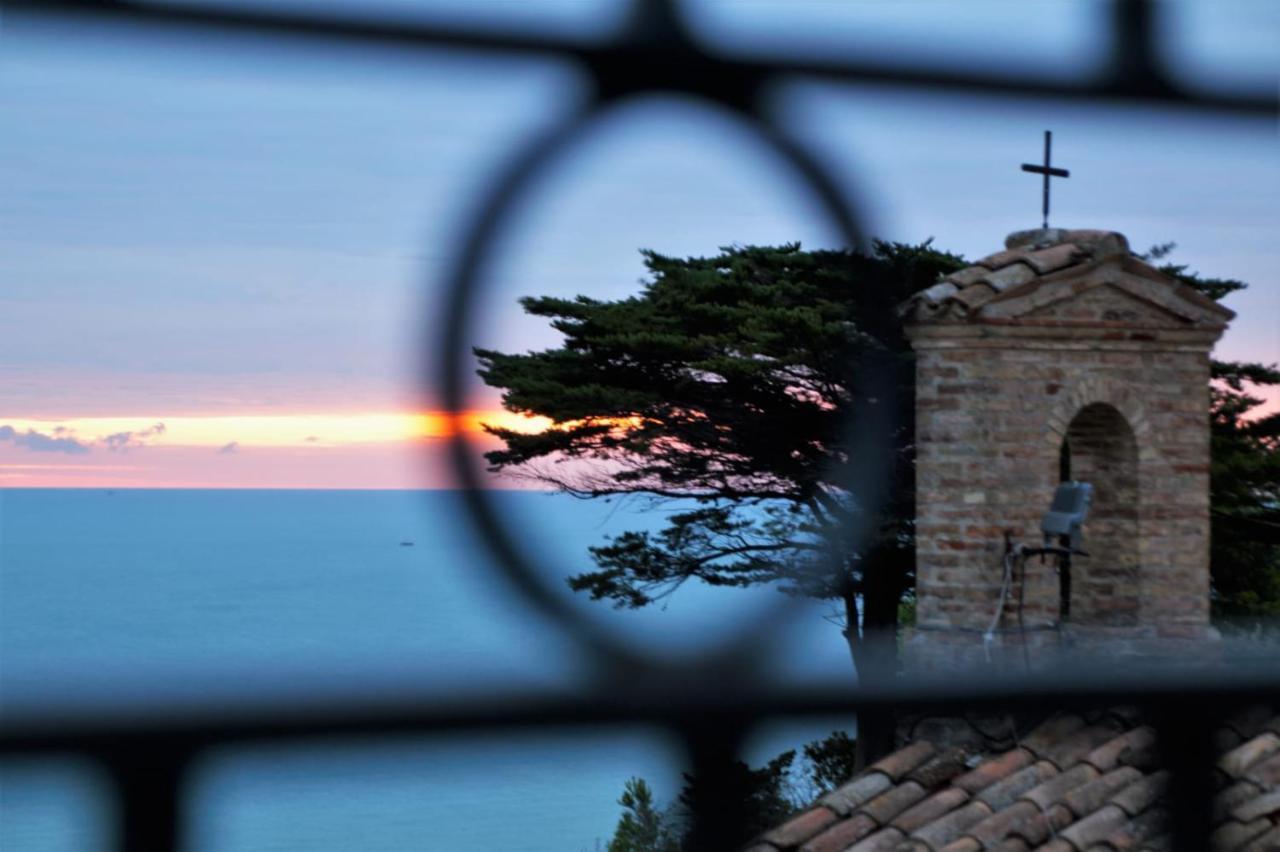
[{"xmin": 435, "ymin": 87, "xmax": 893, "ymax": 678}]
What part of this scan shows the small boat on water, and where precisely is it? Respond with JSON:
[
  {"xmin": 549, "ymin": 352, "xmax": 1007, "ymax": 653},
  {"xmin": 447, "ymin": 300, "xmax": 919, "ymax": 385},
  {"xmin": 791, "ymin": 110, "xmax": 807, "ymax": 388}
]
[{"xmin": 399, "ymin": 541, "xmax": 414, "ymax": 547}]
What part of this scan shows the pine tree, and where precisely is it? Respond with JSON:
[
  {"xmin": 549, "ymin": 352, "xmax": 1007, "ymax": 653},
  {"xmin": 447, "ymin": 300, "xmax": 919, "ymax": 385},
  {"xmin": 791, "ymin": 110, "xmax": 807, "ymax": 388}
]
[{"xmin": 606, "ymin": 778, "xmax": 678, "ymax": 852}]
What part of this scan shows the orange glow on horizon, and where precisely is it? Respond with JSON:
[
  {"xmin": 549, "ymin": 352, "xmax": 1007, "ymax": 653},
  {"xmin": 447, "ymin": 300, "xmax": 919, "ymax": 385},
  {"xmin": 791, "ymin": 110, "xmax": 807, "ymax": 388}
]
[{"xmin": 1, "ymin": 410, "xmax": 551, "ymax": 450}]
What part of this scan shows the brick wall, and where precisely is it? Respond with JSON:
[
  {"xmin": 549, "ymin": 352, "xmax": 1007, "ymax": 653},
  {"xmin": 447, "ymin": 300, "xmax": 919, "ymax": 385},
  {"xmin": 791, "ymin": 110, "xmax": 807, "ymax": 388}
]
[{"xmin": 901, "ymin": 237, "xmax": 1230, "ymax": 669}]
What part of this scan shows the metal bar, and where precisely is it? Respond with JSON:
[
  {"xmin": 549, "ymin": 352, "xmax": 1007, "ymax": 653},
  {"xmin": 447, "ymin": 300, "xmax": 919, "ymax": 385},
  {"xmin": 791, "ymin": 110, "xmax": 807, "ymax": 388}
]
[
  {"xmin": 1153, "ymin": 703, "xmax": 1218, "ymax": 852},
  {"xmin": 4, "ymin": 672, "xmax": 1277, "ymax": 756},
  {"xmin": 3, "ymin": 0, "xmax": 1276, "ymax": 117},
  {"xmin": 103, "ymin": 747, "xmax": 191, "ymax": 852}
]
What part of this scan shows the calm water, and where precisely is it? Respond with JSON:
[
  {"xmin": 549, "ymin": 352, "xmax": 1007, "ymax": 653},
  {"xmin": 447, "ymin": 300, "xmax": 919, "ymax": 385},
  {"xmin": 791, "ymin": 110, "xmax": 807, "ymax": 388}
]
[{"xmin": 0, "ymin": 489, "xmax": 853, "ymax": 851}]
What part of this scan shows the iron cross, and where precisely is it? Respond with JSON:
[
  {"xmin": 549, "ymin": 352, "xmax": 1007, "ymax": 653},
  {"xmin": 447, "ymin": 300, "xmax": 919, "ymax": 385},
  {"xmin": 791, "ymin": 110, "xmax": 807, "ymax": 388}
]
[{"xmin": 1021, "ymin": 130, "xmax": 1069, "ymax": 229}]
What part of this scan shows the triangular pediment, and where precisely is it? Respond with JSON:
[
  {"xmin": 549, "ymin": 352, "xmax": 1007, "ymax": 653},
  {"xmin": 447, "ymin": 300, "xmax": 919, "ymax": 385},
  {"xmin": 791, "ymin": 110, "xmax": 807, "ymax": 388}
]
[
  {"xmin": 977, "ymin": 256, "xmax": 1233, "ymax": 327},
  {"xmin": 1020, "ymin": 282, "xmax": 1191, "ymax": 326}
]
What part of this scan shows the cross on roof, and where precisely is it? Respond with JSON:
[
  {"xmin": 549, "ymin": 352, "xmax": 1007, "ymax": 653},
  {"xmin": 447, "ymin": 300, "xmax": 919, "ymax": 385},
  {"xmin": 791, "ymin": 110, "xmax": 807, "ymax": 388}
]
[{"xmin": 1021, "ymin": 130, "xmax": 1070, "ymax": 229}]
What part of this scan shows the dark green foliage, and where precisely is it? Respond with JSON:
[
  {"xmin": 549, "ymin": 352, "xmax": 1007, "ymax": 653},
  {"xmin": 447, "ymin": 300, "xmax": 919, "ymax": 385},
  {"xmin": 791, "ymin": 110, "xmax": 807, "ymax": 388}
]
[
  {"xmin": 802, "ymin": 730, "xmax": 860, "ymax": 794},
  {"xmin": 1147, "ymin": 248, "xmax": 1280, "ymax": 619},
  {"xmin": 607, "ymin": 778, "xmax": 679, "ymax": 852},
  {"xmin": 476, "ymin": 241, "xmax": 966, "ymax": 649},
  {"xmin": 603, "ymin": 730, "xmax": 859, "ymax": 850},
  {"xmin": 672, "ymin": 752, "xmax": 798, "ymax": 849}
]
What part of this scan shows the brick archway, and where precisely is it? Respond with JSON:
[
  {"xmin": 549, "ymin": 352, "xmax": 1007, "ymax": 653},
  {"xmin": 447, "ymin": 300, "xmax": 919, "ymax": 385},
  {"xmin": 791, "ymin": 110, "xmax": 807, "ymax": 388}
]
[{"xmin": 1060, "ymin": 402, "xmax": 1140, "ymax": 626}]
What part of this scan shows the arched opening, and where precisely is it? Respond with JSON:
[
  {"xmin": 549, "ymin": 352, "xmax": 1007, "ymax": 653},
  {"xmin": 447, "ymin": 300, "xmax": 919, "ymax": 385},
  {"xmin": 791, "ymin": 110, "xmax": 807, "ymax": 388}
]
[{"xmin": 1059, "ymin": 403, "xmax": 1140, "ymax": 626}]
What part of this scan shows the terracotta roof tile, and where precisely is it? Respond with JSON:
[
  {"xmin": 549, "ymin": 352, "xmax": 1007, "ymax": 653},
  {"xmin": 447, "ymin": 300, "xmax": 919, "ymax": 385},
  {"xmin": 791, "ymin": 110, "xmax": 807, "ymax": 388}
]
[
  {"xmin": 976, "ymin": 761, "xmax": 1058, "ymax": 811},
  {"xmin": 870, "ymin": 741, "xmax": 936, "ymax": 782},
  {"xmin": 797, "ymin": 813, "xmax": 876, "ymax": 852},
  {"xmin": 953, "ymin": 748, "xmax": 1034, "ymax": 793},
  {"xmin": 938, "ymin": 838, "xmax": 982, "ymax": 852},
  {"xmin": 1210, "ymin": 817, "xmax": 1273, "ymax": 850},
  {"xmin": 1112, "ymin": 771, "xmax": 1169, "ymax": 816},
  {"xmin": 1021, "ymin": 715, "xmax": 1086, "ymax": 758},
  {"xmin": 1224, "ymin": 706, "xmax": 1276, "ymax": 740},
  {"xmin": 1063, "ymin": 766, "xmax": 1144, "ymax": 818},
  {"xmin": 1212, "ymin": 780, "xmax": 1262, "ymax": 822},
  {"xmin": 1237, "ymin": 825, "xmax": 1280, "ymax": 852},
  {"xmin": 1022, "ymin": 242, "xmax": 1084, "ymax": 275},
  {"xmin": 1021, "ymin": 763, "xmax": 1100, "ymax": 811},
  {"xmin": 1011, "ymin": 802, "xmax": 1075, "ymax": 847},
  {"xmin": 910, "ymin": 800, "xmax": 993, "ymax": 848},
  {"xmin": 753, "ymin": 704, "xmax": 1279, "ymax": 852},
  {"xmin": 963, "ymin": 799, "xmax": 1039, "ymax": 845},
  {"xmin": 818, "ymin": 772, "xmax": 892, "ymax": 816},
  {"xmin": 973, "ymin": 247, "xmax": 1027, "ymax": 269},
  {"xmin": 760, "ymin": 806, "xmax": 838, "ymax": 848},
  {"xmin": 1036, "ymin": 839, "xmax": 1074, "ymax": 852},
  {"xmin": 1059, "ymin": 803, "xmax": 1130, "ymax": 848},
  {"xmin": 1244, "ymin": 750, "xmax": 1280, "ymax": 788},
  {"xmin": 1218, "ymin": 732, "xmax": 1280, "ymax": 778},
  {"xmin": 907, "ymin": 746, "xmax": 971, "ymax": 788},
  {"xmin": 1101, "ymin": 806, "xmax": 1168, "ymax": 850},
  {"xmin": 892, "ymin": 787, "xmax": 971, "ymax": 833},
  {"xmin": 990, "ymin": 839, "xmax": 1032, "ymax": 852},
  {"xmin": 858, "ymin": 780, "xmax": 927, "ymax": 825},
  {"xmin": 843, "ymin": 827, "xmax": 904, "ymax": 852},
  {"xmin": 1231, "ymin": 787, "xmax": 1280, "ymax": 822},
  {"xmin": 900, "ymin": 227, "xmax": 1235, "ymax": 328},
  {"xmin": 1042, "ymin": 724, "xmax": 1125, "ymax": 770},
  {"xmin": 1084, "ymin": 726, "xmax": 1157, "ymax": 772}
]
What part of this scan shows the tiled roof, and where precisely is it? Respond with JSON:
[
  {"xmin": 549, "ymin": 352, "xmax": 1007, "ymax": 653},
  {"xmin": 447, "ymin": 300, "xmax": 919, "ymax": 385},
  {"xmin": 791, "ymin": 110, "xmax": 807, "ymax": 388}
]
[
  {"xmin": 905, "ymin": 228, "xmax": 1131, "ymax": 320},
  {"xmin": 746, "ymin": 707, "xmax": 1280, "ymax": 852}
]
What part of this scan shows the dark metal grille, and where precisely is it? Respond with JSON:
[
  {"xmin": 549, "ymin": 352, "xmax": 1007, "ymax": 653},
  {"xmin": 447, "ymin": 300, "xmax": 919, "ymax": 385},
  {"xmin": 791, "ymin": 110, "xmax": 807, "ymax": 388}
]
[{"xmin": 2, "ymin": 2, "xmax": 1277, "ymax": 851}]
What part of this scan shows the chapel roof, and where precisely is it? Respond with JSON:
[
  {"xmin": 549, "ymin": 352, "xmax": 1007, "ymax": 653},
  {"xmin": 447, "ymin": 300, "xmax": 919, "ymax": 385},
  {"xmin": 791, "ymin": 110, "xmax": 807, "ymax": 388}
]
[
  {"xmin": 901, "ymin": 228, "xmax": 1233, "ymax": 326},
  {"xmin": 745, "ymin": 706, "xmax": 1280, "ymax": 852}
]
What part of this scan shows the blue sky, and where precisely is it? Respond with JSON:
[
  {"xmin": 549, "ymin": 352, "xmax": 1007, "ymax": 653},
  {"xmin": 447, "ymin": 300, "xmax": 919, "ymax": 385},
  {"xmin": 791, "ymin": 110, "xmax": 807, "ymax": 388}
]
[{"xmin": 0, "ymin": 1, "xmax": 1275, "ymax": 486}]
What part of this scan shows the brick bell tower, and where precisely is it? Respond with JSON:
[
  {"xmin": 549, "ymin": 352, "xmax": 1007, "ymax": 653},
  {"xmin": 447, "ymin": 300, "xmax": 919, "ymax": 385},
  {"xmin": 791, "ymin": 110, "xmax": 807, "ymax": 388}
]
[{"xmin": 900, "ymin": 228, "xmax": 1233, "ymax": 670}]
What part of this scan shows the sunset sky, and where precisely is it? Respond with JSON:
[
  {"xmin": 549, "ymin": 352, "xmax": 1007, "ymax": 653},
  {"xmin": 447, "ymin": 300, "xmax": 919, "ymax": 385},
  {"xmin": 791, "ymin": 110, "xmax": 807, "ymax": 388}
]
[{"xmin": 1, "ymin": 1, "xmax": 1276, "ymax": 489}]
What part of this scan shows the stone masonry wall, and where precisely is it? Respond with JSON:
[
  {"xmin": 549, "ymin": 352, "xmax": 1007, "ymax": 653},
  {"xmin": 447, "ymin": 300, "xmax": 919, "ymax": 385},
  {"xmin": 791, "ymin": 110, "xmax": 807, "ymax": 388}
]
[{"xmin": 910, "ymin": 336, "xmax": 1214, "ymax": 648}]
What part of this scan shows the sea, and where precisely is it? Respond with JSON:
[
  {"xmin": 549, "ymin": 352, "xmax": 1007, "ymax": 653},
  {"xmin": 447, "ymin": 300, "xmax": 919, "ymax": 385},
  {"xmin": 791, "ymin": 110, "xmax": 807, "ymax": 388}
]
[{"xmin": 0, "ymin": 489, "xmax": 855, "ymax": 852}]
